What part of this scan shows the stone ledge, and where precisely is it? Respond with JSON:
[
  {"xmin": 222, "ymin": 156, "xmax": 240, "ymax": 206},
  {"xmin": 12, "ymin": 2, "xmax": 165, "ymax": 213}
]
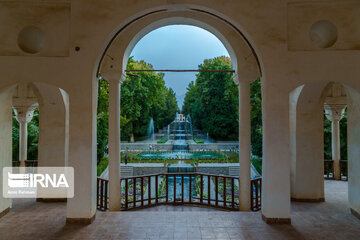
[
  {"xmin": 66, "ymin": 213, "xmax": 96, "ymax": 225},
  {"xmin": 0, "ymin": 207, "xmax": 10, "ymax": 219},
  {"xmin": 351, "ymin": 208, "xmax": 360, "ymax": 220},
  {"xmin": 291, "ymin": 197, "xmax": 325, "ymax": 202},
  {"xmin": 262, "ymin": 214, "xmax": 291, "ymax": 224}
]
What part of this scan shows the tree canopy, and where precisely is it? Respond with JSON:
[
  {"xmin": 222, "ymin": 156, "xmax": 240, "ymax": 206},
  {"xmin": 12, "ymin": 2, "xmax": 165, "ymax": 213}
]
[
  {"xmin": 96, "ymin": 57, "xmax": 178, "ymax": 161},
  {"xmin": 182, "ymin": 56, "xmax": 239, "ymax": 140}
]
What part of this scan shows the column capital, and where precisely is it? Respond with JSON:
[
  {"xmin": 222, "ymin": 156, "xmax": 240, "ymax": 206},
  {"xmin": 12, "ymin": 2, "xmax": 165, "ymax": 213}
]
[
  {"xmin": 233, "ymin": 73, "xmax": 256, "ymax": 86},
  {"xmin": 324, "ymin": 103, "xmax": 346, "ymax": 122},
  {"xmin": 101, "ymin": 69, "xmax": 126, "ymax": 84},
  {"xmin": 13, "ymin": 105, "xmax": 37, "ymax": 123}
]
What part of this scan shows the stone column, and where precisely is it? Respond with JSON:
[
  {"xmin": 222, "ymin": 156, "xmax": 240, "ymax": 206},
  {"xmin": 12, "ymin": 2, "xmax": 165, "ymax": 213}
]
[
  {"xmin": 14, "ymin": 107, "xmax": 35, "ymax": 167},
  {"xmin": 324, "ymin": 104, "xmax": 346, "ymax": 180},
  {"xmin": 261, "ymin": 74, "xmax": 291, "ymax": 223},
  {"xmin": 103, "ymin": 71, "xmax": 125, "ymax": 211},
  {"xmin": 238, "ymin": 80, "xmax": 251, "ymax": 211}
]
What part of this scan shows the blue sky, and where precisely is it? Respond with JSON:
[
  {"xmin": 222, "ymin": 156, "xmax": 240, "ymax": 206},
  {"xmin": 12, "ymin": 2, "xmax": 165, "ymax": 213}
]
[{"xmin": 130, "ymin": 25, "xmax": 229, "ymax": 108}]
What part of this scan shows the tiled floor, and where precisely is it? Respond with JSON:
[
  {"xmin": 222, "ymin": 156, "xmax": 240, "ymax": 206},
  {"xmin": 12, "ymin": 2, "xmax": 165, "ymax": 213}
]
[{"xmin": 1, "ymin": 180, "xmax": 360, "ymax": 240}]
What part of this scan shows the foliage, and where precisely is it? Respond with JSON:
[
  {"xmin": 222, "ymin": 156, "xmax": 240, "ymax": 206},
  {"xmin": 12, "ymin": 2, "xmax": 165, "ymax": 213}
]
[
  {"xmin": 97, "ymin": 156, "xmax": 109, "ymax": 176},
  {"xmin": 324, "ymin": 110, "xmax": 347, "ymax": 160},
  {"xmin": 250, "ymin": 78, "xmax": 262, "ymax": 157},
  {"xmin": 157, "ymin": 138, "xmax": 168, "ymax": 144},
  {"xmin": 251, "ymin": 158, "xmax": 262, "ymax": 174},
  {"xmin": 12, "ymin": 108, "xmax": 39, "ymax": 162},
  {"xmin": 182, "ymin": 57, "xmax": 263, "ymax": 157},
  {"xmin": 182, "ymin": 56, "xmax": 238, "ymax": 140},
  {"xmin": 120, "ymin": 57, "xmax": 178, "ymax": 141},
  {"xmin": 96, "ymin": 58, "xmax": 178, "ymax": 162},
  {"xmin": 97, "ymin": 79, "xmax": 109, "ymax": 162},
  {"xmin": 193, "ymin": 138, "xmax": 204, "ymax": 144}
]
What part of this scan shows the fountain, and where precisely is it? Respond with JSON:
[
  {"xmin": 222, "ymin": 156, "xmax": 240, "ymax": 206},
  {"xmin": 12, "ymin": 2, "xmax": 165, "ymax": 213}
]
[
  {"xmin": 167, "ymin": 124, "xmax": 170, "ymax": 139},
  {"xmin": 187, "ymin": 114, "xmax": 193, "ymax": 136},
  {"xmin": 168, "ymin": 161, "xmax": 194, "ymax": 173},
  {"xmin": 147, "ymin": 118, "xmax": 155, "ymax": 142}
]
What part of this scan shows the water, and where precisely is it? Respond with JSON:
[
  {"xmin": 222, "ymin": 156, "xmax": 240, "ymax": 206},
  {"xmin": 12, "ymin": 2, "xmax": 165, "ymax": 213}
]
[
  {"xmin": 168, "ymin": 161, "xmax": 194, "ymax": 173},
  {"xmin": 167, "ymin": 176, "xmax": 197, "ymax": 199},
  {"xmin": 167, "ymin": 125, "xmax": 170, "ymax": 139},
  {"xmin": 147, "ymin": 118, "xmax": 155, "ymax": 142},
  {"xmin": 138, "ymin": 151, "xmax": 223, "ymax": 159}
]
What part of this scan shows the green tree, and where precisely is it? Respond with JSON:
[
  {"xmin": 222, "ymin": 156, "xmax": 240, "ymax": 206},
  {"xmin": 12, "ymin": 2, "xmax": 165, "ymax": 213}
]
[
  {"xmin": 96, "ymin": 57, "xmax": 178, "ymax": 161},
  {"xmin": 97, "ymin": 78, "xmax": 109, "ymax": 162},
  {"xmin": 12, "ymin": 108, "xmax": 39, "ymax": 162},
  {"xmin": 120, "ymin": 57, "xmax": 177, "ymax": 141},
  {"xmin": 324, "ymin": 110, "xmax": 347, "ymax": 160},
  {"xmin": 250, "ymin": 78, "xmax": 262, "ymax": 157},
  {"xmin": 182, "ymin": 56, "xmax": 238, "ymax": 139}
]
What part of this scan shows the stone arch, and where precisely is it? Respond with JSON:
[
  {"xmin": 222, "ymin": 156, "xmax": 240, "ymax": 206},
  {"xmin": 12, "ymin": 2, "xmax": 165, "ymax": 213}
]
[
  {"xmin": 97, "ymin": 8, "xmax": 262, "ymax": 83},
  {"xmin": 290, "ymin": 80, "xmax": 360, "ymax": 216},
  {"xmin": 0, "ymin": 84, "xmax": 17, "ymax": 215},
  {"xmin": 95, "ymin": 7, "xmax": 263, "ymax": 212},
  {"xmin": 31, "ymin": 82, "xmax": 69, "ymax": 168}
]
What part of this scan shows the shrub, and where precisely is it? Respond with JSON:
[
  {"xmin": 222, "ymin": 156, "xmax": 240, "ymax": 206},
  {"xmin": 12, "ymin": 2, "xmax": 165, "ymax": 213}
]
[
  {"xmin": 97, "ymin": 156, "xmax": 109, "ymax": 176},
  {"xmin": 194, "ymin": 138, "xmax": 204, "ymax": 144},
  {"xmin": 157, "ymin": 138, "xmax": 168, "ymax": 143},
  {"xmin": 251, "ymin": 158, "xmax": 262, "ymax": 174}
]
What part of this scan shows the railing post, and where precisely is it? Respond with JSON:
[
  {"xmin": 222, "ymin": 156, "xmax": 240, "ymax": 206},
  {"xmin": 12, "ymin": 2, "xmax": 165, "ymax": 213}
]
[
  {"xmin": 174, "ymin": 175, "xmax": 176, "ymax": 202},
  {"xmin": 259, "ymin": 178, "xmax": 262, "ymax": 209},
  {"xmin": 215, "ymin": 176, "xmax": 218, "ymax": 206},
  {"xmin": 200, "ymin": 175, "xmax": 203, "ymax": 204},
  {"xmin": 181, "ymin": 174, "xmax": 184, "ymax": 203},
  {"xmin": 104, "ymin": 180, "xmax": 108, "ymax": 210},
  {"xmin": 189, "ymin": 174, "xmax": 192, "ymax": 203},
  {"xmin": 208, "ymin": 175, "xmax": 211, "ymax": 205},
  {"xmin": 141, "ymin": 177, "xmax": 144, "ymax": 206},
  {"xmin": 166, "ymin": 175, "xmax": 169, "ymax": 203},
  {"xmin": 250, "ymin": 180, "xmax": 254, "ymax": 211},
  {"xmin": 133, "ymin": 178, "xmax": 136, "ymax": 208},
  {"xmin": 231, "ymin": 178, "xmax": 235, "ymax": 209},
  {"xmin": 97, "ymin": 178, "xmax": 100, "ymax": 209},
  {"xmin": 155, "ymin": 175, "xmax": 158, "ymax": 204},
  {"xmin": 125, "ymin": 179, "xmax": 128, "ymax": 210},
  {"xmin": 255, "ymin": 179, "xmax": 259, "ymax": 210},
  {"xmin": 148, "ymin": 176, "xmax": 151, "ymax": 205},
  {"xmin": 100, "ymin": 179, "xmax": 104, "ymax": 210},
  {"xmin": 223, "ymin": 177, "xmax": 226, "ymax": 207}
]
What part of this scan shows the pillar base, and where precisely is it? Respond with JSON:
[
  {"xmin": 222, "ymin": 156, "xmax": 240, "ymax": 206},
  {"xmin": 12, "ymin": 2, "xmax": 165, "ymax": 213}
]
[
  {"xmin": 351, "ymin": 208, "xmax": 360, "ymax": 220},
  {"xmin": 0, "ymin": 207, "xmax": 10, "ymax": 219},
  {"xmin": 262, "ymin": 214, "xmax": 291, "ymax": 224},
  {"xmin": 37, "ymin": 198, "xmax": 67, "ymax": 202},
  {"xmin": 291, "ymin": 197, "xmax": 325, "ymax": 202},
  {"xmin": 66, "ymin": 213, "xmax": 96, "ymax": 225}
]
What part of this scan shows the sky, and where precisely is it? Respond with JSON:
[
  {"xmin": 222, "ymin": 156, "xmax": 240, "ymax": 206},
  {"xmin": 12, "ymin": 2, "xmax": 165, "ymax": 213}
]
[{"xmin": 130, "ymin": 25, "xmax": 230, "ymax": 108}]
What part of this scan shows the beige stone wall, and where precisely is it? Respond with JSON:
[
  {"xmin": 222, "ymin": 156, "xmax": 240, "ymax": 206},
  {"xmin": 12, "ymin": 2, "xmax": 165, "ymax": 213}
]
[
  {"xmin": 0, "ymin": 86, "xmax": 15, "ymax": 214},
  {"xmin": 0, "ymin": 0, "xmax": 359, "ymax": 221}
]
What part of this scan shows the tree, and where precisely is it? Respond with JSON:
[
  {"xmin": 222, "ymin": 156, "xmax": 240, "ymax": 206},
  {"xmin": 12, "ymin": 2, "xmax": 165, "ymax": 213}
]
[
  {"xmin": 12, "ymin": 108, "xmax": 39, "ymax": 162},
  {"xmin": 250, "ymin": 78, "xmax": 262, "ymax": 157},
  {"xmin": 120, "ymin": 57, "xmax": 178, "ymax": 141},
  {"xmin": 95, "ymin": 57, "xmax": 178, "ymax": 161},
  {"xmin": 182, "ymin": 56, "xmax": 238, "ymax": 140}
]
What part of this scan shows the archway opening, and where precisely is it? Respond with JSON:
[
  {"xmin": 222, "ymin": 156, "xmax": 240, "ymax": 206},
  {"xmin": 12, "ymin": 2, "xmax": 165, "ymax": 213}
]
[
  {"xmin": 290, "ymin": 81, "xmax": 360, "ymax": 218},
  {"xmin": 96, "ymin": 23, "xmax": 262, "ymax": 211}
]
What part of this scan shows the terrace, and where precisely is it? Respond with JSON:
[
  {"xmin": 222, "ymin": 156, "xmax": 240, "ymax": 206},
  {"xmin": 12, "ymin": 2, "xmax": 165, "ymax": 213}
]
[{"xmin": 1, "ymin": 181, "xmax": 359, "ymax": 240}]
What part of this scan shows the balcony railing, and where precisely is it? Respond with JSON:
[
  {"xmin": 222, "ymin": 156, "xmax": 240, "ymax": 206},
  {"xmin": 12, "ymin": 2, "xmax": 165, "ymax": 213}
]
[
  {"xmin": 97, "ymin": 174, "xmax": 262, "ymax": 212},
  {"xmin": 11, "ymin": 160, "xmax": 38, "ymax": 167},
  {"xmin": 97, "ymin": 178, "xmax": 109, "ymax": 211},
  {"xmin": 324, "ymin": 160, "xmax": 348, "ymax": 181}
]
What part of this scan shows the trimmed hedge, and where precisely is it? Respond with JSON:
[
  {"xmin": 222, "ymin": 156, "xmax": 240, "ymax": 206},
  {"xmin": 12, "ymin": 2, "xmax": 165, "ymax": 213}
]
[
  {"xmin": 97, "ymin": 156, "xmax": 109, "ymax": 176},
  {"xmin": 194, "ymin": 138, "xmax": 204, "ymax": 144},
  {"xmin": 157, "ymin": 138, "xmax": 168, "ymax": 144}
]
